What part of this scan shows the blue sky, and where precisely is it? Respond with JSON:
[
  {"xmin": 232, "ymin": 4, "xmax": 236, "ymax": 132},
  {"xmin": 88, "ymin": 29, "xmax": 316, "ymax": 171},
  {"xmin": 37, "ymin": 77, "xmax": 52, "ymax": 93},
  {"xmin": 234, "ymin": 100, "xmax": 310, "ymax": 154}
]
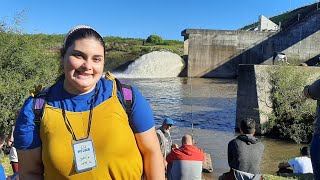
[{"xmin": 0, "ymin": 0, "xmax": 317, "ymax": 40}]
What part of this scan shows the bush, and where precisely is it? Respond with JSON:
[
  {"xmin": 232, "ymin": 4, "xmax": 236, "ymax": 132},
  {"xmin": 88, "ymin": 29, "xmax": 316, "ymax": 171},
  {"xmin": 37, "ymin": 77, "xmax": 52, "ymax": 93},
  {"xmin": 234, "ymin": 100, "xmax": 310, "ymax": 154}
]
[
  {"xmin": 0, "ymin": 24, "xmax": 60, "ymax": 134},
  {"xmin": 266, "ymin": 66, "xmax": 317, "ymax": 143},
  {"xmin": 146, "ymin": 35, "xmax": 163, "ymax": 45}
]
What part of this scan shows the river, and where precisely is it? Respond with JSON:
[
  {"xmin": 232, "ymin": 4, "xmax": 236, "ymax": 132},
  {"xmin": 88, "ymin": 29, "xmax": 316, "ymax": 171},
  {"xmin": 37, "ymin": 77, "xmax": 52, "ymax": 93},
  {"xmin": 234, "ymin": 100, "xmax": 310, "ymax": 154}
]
[
  {"xmin": 121, "ymin": 77, "xmax": 305, "ymax": 178},
  {"xmin": 112, "ymin": 51, "xmax": 306, "ymax": 178}
]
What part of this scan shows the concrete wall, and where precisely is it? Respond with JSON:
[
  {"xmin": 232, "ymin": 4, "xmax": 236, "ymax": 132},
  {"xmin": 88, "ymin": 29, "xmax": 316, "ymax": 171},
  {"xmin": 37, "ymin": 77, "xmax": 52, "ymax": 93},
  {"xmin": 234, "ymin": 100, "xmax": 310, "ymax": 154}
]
[
  {"xmin": 236, "ymin": 65, "xmax": 271, "ymax": 134},
  {"xmin": 258, "ymin": 15, "xmax": 279, "ymax": 31},
  {"xmin": 182, "ymin": 10, "xmax": 320, "ymax": 78},
  {"xmin": 236, "ymin": 64, "xmax": 320, "ymax": 134},
  {"xmin": 271, "ymin": 11, "xmax": 320, "ymax": 64},
  {"xmin": 182, "ymin": 29, "xmax": 274, "ymax": 77}
]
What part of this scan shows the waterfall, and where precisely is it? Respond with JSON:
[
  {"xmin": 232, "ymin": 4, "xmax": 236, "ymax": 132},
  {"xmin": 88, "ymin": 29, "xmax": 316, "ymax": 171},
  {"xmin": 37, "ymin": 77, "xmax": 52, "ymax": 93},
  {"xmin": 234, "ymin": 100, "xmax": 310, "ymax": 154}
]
[{"xmin": 112, "ymin": 51, "xmax": 185, "ymax": 78}]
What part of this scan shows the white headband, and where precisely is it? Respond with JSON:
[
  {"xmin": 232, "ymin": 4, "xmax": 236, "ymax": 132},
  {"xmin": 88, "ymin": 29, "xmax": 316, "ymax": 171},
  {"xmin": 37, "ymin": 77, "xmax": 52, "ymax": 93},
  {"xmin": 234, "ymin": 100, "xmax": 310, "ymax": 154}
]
[{"xmin": 64, "ymin": 25, "xmax": 101, "ymax": 45}]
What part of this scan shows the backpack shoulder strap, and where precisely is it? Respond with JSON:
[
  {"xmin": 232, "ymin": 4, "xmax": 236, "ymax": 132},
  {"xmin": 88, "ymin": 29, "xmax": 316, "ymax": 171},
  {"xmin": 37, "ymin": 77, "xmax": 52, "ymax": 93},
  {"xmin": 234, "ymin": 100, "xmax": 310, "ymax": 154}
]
[
  {"xmin": 115, "ymin": 78, "xmax": 134, "ymax": 117},
  {"xmin": 32, "ymin": 88, "xmax": 49, "ymax": 127}
]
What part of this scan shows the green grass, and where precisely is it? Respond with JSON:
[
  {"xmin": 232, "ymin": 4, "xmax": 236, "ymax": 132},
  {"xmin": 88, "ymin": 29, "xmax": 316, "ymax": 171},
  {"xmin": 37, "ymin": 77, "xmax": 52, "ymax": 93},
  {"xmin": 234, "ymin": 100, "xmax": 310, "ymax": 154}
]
[
  {"xmin": 263, "ymin": 174, "xmax": 315, "ymax": 180},
  {"xmin": 0, "ymin": 155, "xmax": 13, "ymax": 176},
  {"xmin": 263, "ymin": 174, "xmax": 296, "ymax": 180},
  {"xmin": 240, "ymin": 2, "xmax": 318, "ymax": 31}
]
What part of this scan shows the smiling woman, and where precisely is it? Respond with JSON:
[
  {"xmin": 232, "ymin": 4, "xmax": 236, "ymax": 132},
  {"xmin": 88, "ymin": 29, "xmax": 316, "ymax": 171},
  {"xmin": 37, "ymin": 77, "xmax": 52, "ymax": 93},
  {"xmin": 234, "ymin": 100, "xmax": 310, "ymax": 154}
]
[
  {"xmin": 13, "ymin": 25, "xmax": 165, "ymax": 180},
  {"xmin": 62, "ymin": 38, "xmax": 105, "ymax": 94}
]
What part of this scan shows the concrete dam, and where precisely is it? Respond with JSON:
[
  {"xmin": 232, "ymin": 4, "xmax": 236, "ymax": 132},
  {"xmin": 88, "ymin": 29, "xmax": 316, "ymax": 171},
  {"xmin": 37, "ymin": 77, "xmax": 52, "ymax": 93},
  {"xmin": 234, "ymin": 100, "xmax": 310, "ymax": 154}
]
[{"xmin": 181, "ymin": 5, "xmax": 320, "ymax": 78}]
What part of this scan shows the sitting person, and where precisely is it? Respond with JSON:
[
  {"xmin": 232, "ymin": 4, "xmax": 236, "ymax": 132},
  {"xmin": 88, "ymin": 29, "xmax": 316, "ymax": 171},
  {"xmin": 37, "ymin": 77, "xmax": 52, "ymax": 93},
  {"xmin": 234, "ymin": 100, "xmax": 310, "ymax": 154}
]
[
  {"xmin": 166, "ymin": 134, "xmax": 205, "ymax": 180},
  {"xmin": 157, "ymin": 117, "xmax": 174, "ymax": 169},
  {"xmin": 7, "ymin": 127, "xmax": 18, "ymax": 173},
  {"xmin": 156, "ymin": 117, "xmax": 174, "ymax": 158},
  {"xmin": 278, "ymin": 146, "xmax": 313, "ymax": 174},
  {"xmin": 220, "ymin": 118, "xmax": 264, "ymax": 180},
  {"xmin": 228, "ymin": 118, "xmax": 264, "ymax": 174}
]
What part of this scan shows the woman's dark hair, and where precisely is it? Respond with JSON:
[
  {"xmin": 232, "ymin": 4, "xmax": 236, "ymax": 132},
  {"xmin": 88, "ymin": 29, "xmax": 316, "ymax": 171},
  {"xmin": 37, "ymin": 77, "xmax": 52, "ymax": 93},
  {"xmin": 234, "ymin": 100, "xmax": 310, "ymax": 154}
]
[
  {"xmin": 60, "ymin": 26, "xmax": 106, "ymax": 58},
  {"xmin": 240, "ymin": 118, "xmax": 256, "ymax": 134}
]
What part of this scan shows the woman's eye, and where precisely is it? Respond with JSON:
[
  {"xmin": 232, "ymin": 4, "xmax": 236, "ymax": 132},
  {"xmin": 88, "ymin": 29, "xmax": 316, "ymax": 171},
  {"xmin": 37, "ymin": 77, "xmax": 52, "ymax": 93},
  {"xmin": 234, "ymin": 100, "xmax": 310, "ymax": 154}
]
[
  {"xmin": 72, "ymin": 53, "xmax": 83, "ymax": 59},
  {"xmin": 93, "ymin": 57, "xmax": 102, "ymax": 62}
]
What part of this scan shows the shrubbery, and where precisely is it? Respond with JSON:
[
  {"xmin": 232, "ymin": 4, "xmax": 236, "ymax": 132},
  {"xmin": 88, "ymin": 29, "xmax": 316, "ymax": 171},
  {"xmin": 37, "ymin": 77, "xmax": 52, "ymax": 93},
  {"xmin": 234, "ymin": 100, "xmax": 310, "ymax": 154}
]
[
  {"xmin": 266, "ymin": 66, "xmax": 318, "ymax": 143},
  {"xmin": 0, "ymin": 24, "xmax": 60, "ymax": 134},
  {"xmin": 146, "ymin": 35, "xmax": 163, "ymax": 45}
]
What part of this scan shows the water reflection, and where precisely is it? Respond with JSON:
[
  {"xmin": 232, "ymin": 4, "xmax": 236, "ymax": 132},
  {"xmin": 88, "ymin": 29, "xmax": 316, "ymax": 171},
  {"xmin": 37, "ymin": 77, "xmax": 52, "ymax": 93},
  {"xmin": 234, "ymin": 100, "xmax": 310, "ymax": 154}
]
[{"xmin": 120, "ymin": 77, "xmax": 306, "ymax": 177}]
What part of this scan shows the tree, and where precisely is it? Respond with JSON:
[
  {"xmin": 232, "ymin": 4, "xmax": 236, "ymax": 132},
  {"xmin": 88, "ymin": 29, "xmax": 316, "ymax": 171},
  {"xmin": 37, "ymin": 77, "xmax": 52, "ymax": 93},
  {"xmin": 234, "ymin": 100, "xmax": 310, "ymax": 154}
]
[
  {"xmin": 146, "ymin": 35, "xmax": 163, "ymax": 45},
  {"xmin": 0, "ymin": 21, "xmax": 60, "ymax": 134}
]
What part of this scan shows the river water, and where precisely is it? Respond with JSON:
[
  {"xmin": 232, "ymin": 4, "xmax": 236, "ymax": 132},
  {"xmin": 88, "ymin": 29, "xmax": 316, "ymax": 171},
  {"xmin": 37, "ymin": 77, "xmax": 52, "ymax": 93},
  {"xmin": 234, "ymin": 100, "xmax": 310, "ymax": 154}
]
[
  {"xmin": 121, "ymin": 77, "xmax": 305, "ymax": 178},
  {"xmin": 112, "ymin": 51, "xmax": 306, "ymax": 178}
]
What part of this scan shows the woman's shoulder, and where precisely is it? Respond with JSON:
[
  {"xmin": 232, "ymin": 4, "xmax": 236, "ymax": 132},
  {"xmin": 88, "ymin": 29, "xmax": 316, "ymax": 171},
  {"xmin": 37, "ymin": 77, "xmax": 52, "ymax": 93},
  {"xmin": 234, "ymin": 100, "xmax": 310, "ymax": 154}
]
[
  {"xmin": 102, "ymin": 77, "xmax": 142, "ymax": 97},
  {"xmin": 19, "ymin": 96, "xmax": 35, "ymax": 114},
  {"xmin": 99, "ymin": 77, "xmax": 113, "ymax": 90}
]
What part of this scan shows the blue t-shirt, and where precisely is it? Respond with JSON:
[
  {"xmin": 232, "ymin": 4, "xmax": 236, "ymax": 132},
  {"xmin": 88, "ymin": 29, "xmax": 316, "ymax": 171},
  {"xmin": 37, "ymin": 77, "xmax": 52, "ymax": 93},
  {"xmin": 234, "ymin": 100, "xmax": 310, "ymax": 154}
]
[
  {"xmin": 14, "ymin": 78, "xmax": 155, "ymax": 150},
  {"xmin": 0, "ymin": 165, "xmax": 5, "ymax": 180}
]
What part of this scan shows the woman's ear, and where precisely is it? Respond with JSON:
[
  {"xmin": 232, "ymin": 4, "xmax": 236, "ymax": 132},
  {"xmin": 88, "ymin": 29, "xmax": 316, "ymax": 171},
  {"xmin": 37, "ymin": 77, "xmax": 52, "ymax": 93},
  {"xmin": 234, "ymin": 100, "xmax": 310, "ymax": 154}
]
[
  {"xmin": 59, "ymin": 56, "xmax": 65, "ymax": 73},
  {"xmin": 60, "ymin": 47, "xmax": 65, "ymax": 59}
]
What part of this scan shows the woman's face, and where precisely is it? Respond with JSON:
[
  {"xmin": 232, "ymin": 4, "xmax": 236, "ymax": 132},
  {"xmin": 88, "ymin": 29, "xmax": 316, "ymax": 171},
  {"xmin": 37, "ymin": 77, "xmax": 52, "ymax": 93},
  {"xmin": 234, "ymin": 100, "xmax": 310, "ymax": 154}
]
[{"xmin": 63, "ymin": 38, "xmax": 104, "ymax": 94}]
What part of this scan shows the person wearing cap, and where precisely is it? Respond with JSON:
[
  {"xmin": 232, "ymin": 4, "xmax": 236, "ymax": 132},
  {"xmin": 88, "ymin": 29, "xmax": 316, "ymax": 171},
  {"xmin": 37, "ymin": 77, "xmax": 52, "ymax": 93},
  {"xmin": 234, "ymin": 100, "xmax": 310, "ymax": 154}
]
[
  {"xmin": 14, "ymin": 25, "xmax": 164, "ymax": 180},
  {"xmin": 156, "ymin": 117, "xmax": 174, "ymax": 160}
]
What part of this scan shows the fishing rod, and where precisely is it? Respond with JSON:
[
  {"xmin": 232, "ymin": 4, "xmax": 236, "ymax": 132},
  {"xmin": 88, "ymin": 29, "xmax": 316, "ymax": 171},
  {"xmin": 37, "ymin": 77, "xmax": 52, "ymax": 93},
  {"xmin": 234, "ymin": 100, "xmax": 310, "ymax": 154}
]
[
  {"xmin": 188, "ymin": 61, "xmax": 194, "ymax": 139},
  {"xmin": 188, "ymin": 64, "xmax": 213, "ymax": 174}
]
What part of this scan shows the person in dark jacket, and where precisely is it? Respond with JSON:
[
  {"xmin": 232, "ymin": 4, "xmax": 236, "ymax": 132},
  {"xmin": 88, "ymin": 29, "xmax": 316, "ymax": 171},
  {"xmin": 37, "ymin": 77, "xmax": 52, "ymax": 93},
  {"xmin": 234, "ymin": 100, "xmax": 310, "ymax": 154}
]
[
  {"xmin": 228, "ymin": 118, "xmax": 264, "ymax": 174},
  {"xmin": 303, "ymin": 80, "xmax": 320, "ymax": 180}
]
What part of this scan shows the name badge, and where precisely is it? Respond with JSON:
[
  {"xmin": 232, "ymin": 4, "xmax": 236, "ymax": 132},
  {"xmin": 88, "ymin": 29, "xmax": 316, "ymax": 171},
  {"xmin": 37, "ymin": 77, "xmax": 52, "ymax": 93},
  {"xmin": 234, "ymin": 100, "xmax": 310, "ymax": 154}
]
[{"xmin": 72, "ymin": 138, "xmax": 97, "ymax": 173}]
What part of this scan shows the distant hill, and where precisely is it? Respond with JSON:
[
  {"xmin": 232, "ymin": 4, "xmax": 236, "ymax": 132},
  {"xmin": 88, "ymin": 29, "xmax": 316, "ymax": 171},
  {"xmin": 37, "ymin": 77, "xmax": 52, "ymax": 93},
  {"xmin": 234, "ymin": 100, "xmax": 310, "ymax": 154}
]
[
  {"xmin": 103, "ymin": 36, "xmax": 183, "ymax": 71},
  {"xmin": 240, "ymin": 2, "xmax": 319, "ymax": 31},
  {"xmin": 20, "ymin": 34, "xmax": 183, "ymax": 71}
]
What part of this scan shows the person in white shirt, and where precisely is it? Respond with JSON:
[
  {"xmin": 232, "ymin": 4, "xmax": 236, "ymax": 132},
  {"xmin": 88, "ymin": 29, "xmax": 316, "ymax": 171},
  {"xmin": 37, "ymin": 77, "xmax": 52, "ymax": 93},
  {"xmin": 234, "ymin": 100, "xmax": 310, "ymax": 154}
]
[
  {"xmin": 278, "ymin": 146, "xmax": 313, "ymax": 174},
  {"xmin": 7, "ymin": 126, "xmax": 18, "ymax": 173}
]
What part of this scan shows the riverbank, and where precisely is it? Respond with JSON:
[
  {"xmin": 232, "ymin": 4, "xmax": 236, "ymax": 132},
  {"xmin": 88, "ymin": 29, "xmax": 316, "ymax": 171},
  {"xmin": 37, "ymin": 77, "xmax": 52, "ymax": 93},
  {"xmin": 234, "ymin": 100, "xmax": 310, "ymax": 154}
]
[
  {"xmin": 169, "ymin": 126, "xmax": 306, "ymax": 179},
  {"xmin": 0, "ymin": 151, "xmax": 308, "ymax": 180}
]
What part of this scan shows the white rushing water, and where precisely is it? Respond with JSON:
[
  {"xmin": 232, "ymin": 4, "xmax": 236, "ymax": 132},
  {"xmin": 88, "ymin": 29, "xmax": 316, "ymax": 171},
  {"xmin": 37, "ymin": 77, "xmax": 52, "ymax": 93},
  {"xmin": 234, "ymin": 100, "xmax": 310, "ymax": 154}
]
[{"xmin": 112, "ymin": 51, "xmax": 185, "ymax": 78}]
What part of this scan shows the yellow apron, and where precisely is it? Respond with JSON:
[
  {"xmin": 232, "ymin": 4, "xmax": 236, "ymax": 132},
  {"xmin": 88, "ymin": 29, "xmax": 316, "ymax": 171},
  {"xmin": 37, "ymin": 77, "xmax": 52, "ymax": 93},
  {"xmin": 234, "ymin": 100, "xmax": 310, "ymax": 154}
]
[{"xmin": 40, "ymin": 77, "xmax": 143, "ymax": 179}]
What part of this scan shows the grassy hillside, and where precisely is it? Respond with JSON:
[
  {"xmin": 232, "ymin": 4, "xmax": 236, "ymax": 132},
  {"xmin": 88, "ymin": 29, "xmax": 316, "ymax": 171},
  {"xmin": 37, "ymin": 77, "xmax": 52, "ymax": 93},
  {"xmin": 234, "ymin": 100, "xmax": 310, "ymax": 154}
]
[
  {"xmin": 103, "ymin": 36, "xmax": 183, "ymax": 71},
  {"xmin": 19, "ymin": 34, "xmax": 184, "ymax": 71},
  {"xmin": 240, "ymin": 2, "xmax": 319, "ymax": 31}
]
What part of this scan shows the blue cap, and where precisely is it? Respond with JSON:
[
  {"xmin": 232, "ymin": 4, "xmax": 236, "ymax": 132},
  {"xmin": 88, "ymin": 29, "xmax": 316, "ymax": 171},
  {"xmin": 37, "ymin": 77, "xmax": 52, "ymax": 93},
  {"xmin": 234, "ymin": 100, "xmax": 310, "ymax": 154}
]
[{"xmin": 164, "ymin": 117, "xmax": 174, "ymax": 125}]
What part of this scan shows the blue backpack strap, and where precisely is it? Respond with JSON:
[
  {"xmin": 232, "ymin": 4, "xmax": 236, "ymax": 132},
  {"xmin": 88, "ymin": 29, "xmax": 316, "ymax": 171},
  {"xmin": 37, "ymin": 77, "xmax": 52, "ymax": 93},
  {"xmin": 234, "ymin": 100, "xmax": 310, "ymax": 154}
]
[{"xmin": 115, "ymin": 78, "xmax": 134, "ymax": 117}]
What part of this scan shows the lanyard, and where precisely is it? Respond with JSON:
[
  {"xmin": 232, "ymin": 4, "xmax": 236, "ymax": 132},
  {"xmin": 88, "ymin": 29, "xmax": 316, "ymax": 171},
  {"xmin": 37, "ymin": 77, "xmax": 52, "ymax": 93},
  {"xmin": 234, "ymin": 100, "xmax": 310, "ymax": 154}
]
[{"xmin": 62, "ymin": 86, "xmax": 99, "ymax": 141}]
